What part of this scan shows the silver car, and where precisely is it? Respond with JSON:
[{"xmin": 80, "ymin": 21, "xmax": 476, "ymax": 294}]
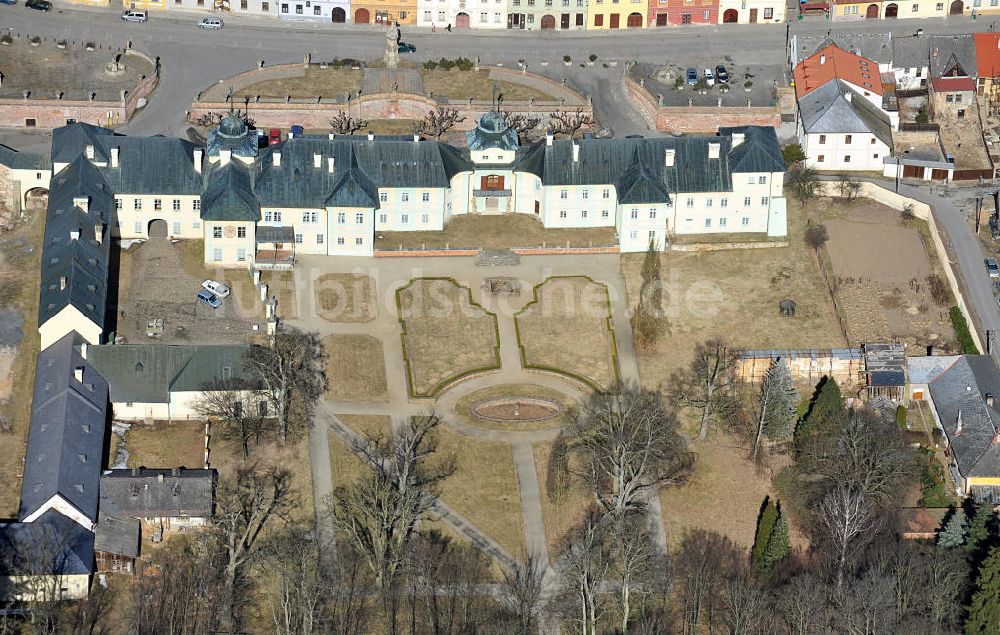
[{"xmin": 198, "ymin": 17, "xmax": 224, "ymax": 29}]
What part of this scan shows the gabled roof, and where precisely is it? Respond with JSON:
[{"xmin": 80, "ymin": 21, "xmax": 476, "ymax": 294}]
[
  {"xmin": 928, "ymin": 34, "xmax": 977, "ymax": 78},
  {"xmin": 616, "ymin": 150, "xmax": 672, "ymax": 205},
  {"xmin": 93, "ymin": 513, "xmax": 140, "ymax": 558},
  {"xmin": 720, "ymin": 126, "xmax": 786, "ymax": 174},
  {"xmin": 0, "ymin": 145, "xmax": 50, "ymax": 170},
  {"xmin": 928, "ymin": 355, "xmax": 1000, "ymax": 479},
  {"xmin": 19, "ymin": 333, "xmax": 108, "ymax": 524},
  {"xmin": 931, "ymin": 77, "xmax": 976, "ymax": 92},
  {"xmin": 201, "ymin": 160, "xmax": 260, "ymax": 222},
  {"xmin": 100, "ymin": 469, "xmax": 216, "ymax": 518},
  {"xmin": 0, "ymin": 510, "xmax": 95, "ymax": 576},
  {"xmin": 891, "ymin": 35, "xmax": 931, "ymax": 70},
  {"xmin": 96, "ymin": 136, "xmax": 202, "ymax": 195},
  {"xmin": 975, "ymin": 32, "xmax": 1000, "ymax": 79},
  {"xmin": 87, "ymin": 343, "xmax": 252, "ymax": 403},
  {"xmin": 802, "ymin": 34, "xmax": 894, "ymax": 66},
  {"xmin": 793, "ymin": 43, "xmax": 884, "ymax": 99},
  {"xmin": 798, "ymin": 80, "xmax": 893, "ymax": 148},
  {"xmin": 51, "ymin": 123, "xmax": 116, "ymax": 166},
  {"xmin": 324, "ymin": 146, "xmax": 379, "ymax": 208}
]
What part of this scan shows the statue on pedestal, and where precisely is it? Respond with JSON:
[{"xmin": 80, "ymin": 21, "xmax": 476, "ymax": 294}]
[{"xmin": 383, "ymin": 26, "xmax": 400, "ymax": 68}]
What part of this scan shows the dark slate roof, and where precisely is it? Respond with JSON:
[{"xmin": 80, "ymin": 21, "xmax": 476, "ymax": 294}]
[
  {"xmin": 51, "ymin": 123, "xmax": 116, "ymax": 166},
  {"xmin": 19, "ymin": 333, "xmax": 109, "ymax": 523},
  {"xmin": 37, "ymin": 156, "xmax": 114, "ymax": 329},
  {"xmin": 95, "ymin": 136, "xmax": 202, "ymax": 195},
  {"xmin": 0, "ymin": 145, "xmax": 50, "ymax": 170},
  {"xmin": 207, "ymin": 113, "xmax": 258, "ymax": 160},
  {"xmin": 928, "ymin": 355, "xmax": 1000, "ymax": 478},
  {"xmin": 929, "ymin": 34, "xmax": 977, "ymax": 78},
  {"xmin": 0, "ymin": 510, "xmax": 95, "ymax": 576},
  {"xmin": 100, "ymin": 469, "xmax": 216, "ymax": 518},
  {"xmin": 798, "ymin": 34, "xmax": 893, "ymax": 66},
  {"xmin": 798, "ymin": 81, "xmax": 893, "ymax": 148},
  {"xmin": 256, "ymin": 225, "xmax": 295, "ymax": 243},
  {"xmin": 93, "ymin": 513, "xmax": 140, "ymax": 558},
  {"xmin": 252, "ymin": 136, "xmax": 470, "ymax": 208},
  {"xmin": 466, "ymin": 111, "xmax": 519, "ymax": 152},
  {"xmin": 201, "ymin": 161, "xmax": 260, "ymax": 222},
  {"xmin": 892, "ymin": 35, "xmax": 931, "ymax": 70},
  {"xmin": 87, "ymin": 343, "xmax": 251, "ymax": 403},
  {"xmin": 325, "ymin": 146, "xmax": 380, "ymax": 208},
  {"xmin": 720, "ymin": 126, "xmax": 787, "ymax": 174},
  {"xmin": 616, "ymin": 150, "xmax": 672, "ymax": 205}
]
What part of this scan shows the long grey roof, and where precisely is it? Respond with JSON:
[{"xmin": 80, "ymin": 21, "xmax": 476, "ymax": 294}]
[
  {"xmin": 929, "ymin": 34, "xmax": 977, "ymax": 78},
  {"xmin": 19, "ymin": 333, "xmax": 109, "ymax": 523},
  {"xmin": 51, "ymin": 123, "xmax": 116, "ymax": 166},
  {"xmin": 93, "ymin": 512, "xmax": 140, "ymax": 558},
  {"xmin": 87, "ymin": 343, "xmax": 252, "ymax": 403},
  {"xmin": 0, "ymin": 510, "xmax": 95, "ymax": 576},
  {"xmin": 719, "ymin": 126, "xmax": 787, "ymax": 174},
  {"xmin": 96, "ymin": 136, "xmax": 202, "ymax": 195},
  {"xmin": 908, "ymin": 355, "xmax": 962, "ymax": 385},
  {"xmin": 797, "ymin": 34, "xmax": 893, "ymax": 66},
  {"xmin": 798, "ymin": 81, "xmax": 893, "ymax": 147},
  {"xmin": 0, "ymin": 145, "xmax": 50, "ymax": 170},
  {"xmin": 892, "ymin": 35, "xmax": 931, "ymax": 70},
  {"xmin": 929, "ymin": 355, "xmax": 1000, "ymax": 478},
  {"xmin": 202, "ymin": 160, "xmax": 260, "ymax": 222},
  {"xmin": 100, "ymin": 469, "xmax": 216, "ymax": 518}
]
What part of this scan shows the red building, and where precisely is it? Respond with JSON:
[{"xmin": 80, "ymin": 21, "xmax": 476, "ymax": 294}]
[{"xmin": 649, "ymin": 0, "xmax": 718, "ymax": 25}]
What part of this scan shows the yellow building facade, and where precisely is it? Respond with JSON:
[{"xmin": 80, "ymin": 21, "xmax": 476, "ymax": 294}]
[
  {"xmin": 351, "ymin": 0, "xmax": 418, "ymax": 23},
  {"xmin": 586, "ymin": 0, "xmax": 646, "ymax": 29}
]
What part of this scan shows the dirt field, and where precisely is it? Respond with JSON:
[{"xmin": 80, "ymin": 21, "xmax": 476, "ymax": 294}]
[
  {"xmin": 419, "ymin": 69, "xmax": 554, "ymax": 101},
  {"xmin": 116, "ymin": 239, "xmax": 262, "ymax": 345},
  {"xmin": 397, "ymin": 278, "xmax": 500, "ymax": 397},
  {"xmin": 624, "ymin": 198, "xmax": 846, "ymax": 389},
  {"xmin": 378, "ymin": 214, "xmax": 617, "ymax": 251},
  {"xmin": 659, "ymin": 436, "xmax": 805, "ymax": 550},
  {"xmin": 516, "ymin": 277, "xmax": 618, "ymax": 390},
  {"xmin": 124, "ymin": 420, "xmax": 206, "ymax": 469},
  {"xmin": 0, "ymin": 40, "xmax": 153, "ymax": 101},
  {"xmin": 323, "ymin": 335, "xmax": 388, "ymax": 403},
  {"xmin": 236, "ymin": 68, "xmax": 364, "ymax": 100},
  {"xmin": 824, "ymin": 200, "xmax": 956, "ymax": 349},
  {"xmin": 315, "ymin": 273, "xmax": 377, "ymax": 323}
]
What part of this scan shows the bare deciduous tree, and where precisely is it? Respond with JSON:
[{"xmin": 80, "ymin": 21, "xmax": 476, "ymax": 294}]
[
  {"xmin": 557, "ymin": 511, "xmax": 610, "ymax": 635},
  {"xmin": 675, "ymin": 530, "xmax": 741, "ymax": 635},
  {"xmin": 775, "ymin": 573, "xmax": 829, "ymax": 635},
  {"xmin": 751, "ymin": 359, "xmax": 797, "ymax": 464},
  {"xmin": 329, "ymin": 415, "xmax": 455, "ymax": 594},
  {"xmin": 722, "ymin": 573, "xmax": 770, "ymax": 635},
  {"xmin": 610, "ymin": 514, "xmax": 658, "ymax": 634},
  {"xmin": 924, "ymin": 547, "xmax": 967, "ymax": 632},
  {"xmin": 820, "ymin": 485, "xmax": 878, "ymax": 593},
  {"xmin": 193, "ymin": 379, "xmax": 267, "ymax": 458},
  {"xmin": 549, "ymin": 108, "xmax": 595, "ymax": 138},
  {"xmin": 245, "ymin": 331, "xmax": 326, "ymax": 446},
  {"xmin": 260, "ymin": 529, "xmax": 326, "ymax": 635},
  {"xmin": 668, "ymin": 339, "xmax": 738, "ymax": 441},
  {"xmin": 570, "ymin": 385, "xmax": 693, "ymax": 516},
  {"xmin": 501, "ymin": 111, "xmax": 542, "ymax": 140},
  {"xmin": 329, "ymin": 111, "xmax": 369, "ymax": 135},
  {"xmin": 418, "ymin": 106, "xmax": 465, "ymax": 139},
  {"xmin": 499, "ymin": 552, "xmax": 548, "ymax": 634}
]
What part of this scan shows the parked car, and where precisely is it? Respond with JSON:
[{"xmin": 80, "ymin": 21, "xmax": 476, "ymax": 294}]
[
  {"xmin": 202, "ymin": 279, "xmax": 231, "ymax": 299},
  {"xmin": 269, "ymin": 128, "xmax": 282, "ymax": 144},
  {"xmin": 703, "ymin": 68, "xmax": 715, "ymax": 87},
  {"xmin": 25, "ymin": 0, "xmax": 51, "ymax": 10},
  {"xmin": 986, "ymin": 257, "xmax": 999, "ymax": 278},
  {"xmin": 686, "ymin": 68, "xmax": 698, "ymax": 86},
  {"xmin": 715, "ymin": 65, "xmax": 730, "ymax": 84},
  {"xmin": 196, "ymin": 290, "xmax": 223, "ymax": 309},
  {"xmin": 198, "ymin": 16, "xmax": 223, "ymax": 28},
  {"xmin": 290, "ymin": 124, "xmax": 304, "ymax": 136},
  {"xmin": 0, "ymin": 0, "xmax": 19, "ymax": 7},
  {"xmin": 121, "ymin": 9, "xmax": 148, "ymax": 22},
  {"xmin": 398, "ymin": 42, "xmax": 416, "ymax": 53}
]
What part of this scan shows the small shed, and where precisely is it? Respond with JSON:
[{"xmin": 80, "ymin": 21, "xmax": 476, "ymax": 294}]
[
  {"xmin": 864, "ymin": 343, "xmax": 907, "ymax": 402},
  {"xmin": 94, "ymin": 513, "xmax": 140, "ymax": 574}
]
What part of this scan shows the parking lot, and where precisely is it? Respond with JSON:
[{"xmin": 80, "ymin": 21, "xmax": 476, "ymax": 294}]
[
  {"xmin": 114, "ymin": 238, "xmax": 263, "ymax": 345},
  {"xmin": 632, "ymin": 61, "xmax": 785, "ymax": 108}
]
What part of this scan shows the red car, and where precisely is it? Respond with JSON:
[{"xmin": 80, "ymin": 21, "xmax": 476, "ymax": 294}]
[{"xmin": 269, "ymin": 128, "xmax": 281, "ymax": 145}]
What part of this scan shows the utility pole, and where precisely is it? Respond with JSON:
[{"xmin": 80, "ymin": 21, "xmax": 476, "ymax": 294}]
[{"xmin": 977, "ymin": 196, "xmax": 983, "ymax": 235}]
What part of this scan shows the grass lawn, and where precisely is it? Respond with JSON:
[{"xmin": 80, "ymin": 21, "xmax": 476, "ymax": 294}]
[
  {"xmin": 454, "ymin": 383, "xmax": 578, "ymax": 432},
  {"xmin": 435, "ymin": 428, "xmax": 525, "ymax": 560},
  {"xmin": 659, "ymin": 436, "xmax": 806, "ymax": 550},
  {"xmin": 0, "ymin": 204, "xmax": 45, "ymax": 516},
  {"xmin": 397, "ymin": 278, "xmax": 500, "ymax": 397},
  {"xmin": 323, "ymin": 335, "xmax": 388, "ymax": 403},
  {"xmin": 236, "ymin": 68, "xmax": 364, "ymax": 100},
  {"xmin": 516, "ymin": 277, "xmax": 619, "ymax": 390},
  {"xmin": 623, "ymin": 198, "xmax": 845, "ymax": 388},
  {"xmin": 419, "ymin": 69, "xmax": 553, "ymax": 101},
  {"xmin": 125, "ymin": 420, "xmax": 206, "ymax": 469},
  {"xmin": 176, "ymin": 240, "xmax": 261, "ymax": 320},
  {"xmin": 532, "ymin": 441, "xmax": 594, "ymax": 563},
  {"xmin": 315, "ymin": 273, "xmax": 377, "ymax": 323},
  {"xmin": 366, "ymin": 119, "xmax": 421, "ymax": 135},
  {"xmin": 378, "ymin": 214, "xmax": 617, "ymax": 251},
  {"xmin": 260, "ymin": 270, "xmax": 297, "ymax": 320},
  {"xmin": 329, "ymin": 415, "xmax": 392, "ymax": 488}
]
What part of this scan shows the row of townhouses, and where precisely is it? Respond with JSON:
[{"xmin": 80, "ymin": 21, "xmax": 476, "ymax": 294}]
[{"xmin": 71, "ymin": 0, "xmax": 785, "ymax": 27}]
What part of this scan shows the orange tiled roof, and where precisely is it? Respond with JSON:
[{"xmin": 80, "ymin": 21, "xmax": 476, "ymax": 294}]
[
  {"xmin": 975, "ymin": 32, "xmax": 1000, "ymax": 78},
  {"xmin": 793, "ymin": 43, "xmax": 884, "ymax": 100}
]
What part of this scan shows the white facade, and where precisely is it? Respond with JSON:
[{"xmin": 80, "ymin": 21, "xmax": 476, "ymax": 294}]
[
  {"xmin": 800, "ymin": 130, "xmax": 891, "ymax": 172},
  {"xmin": 416, "ymin": 0, "xmax": 508, "ymax": 28}
]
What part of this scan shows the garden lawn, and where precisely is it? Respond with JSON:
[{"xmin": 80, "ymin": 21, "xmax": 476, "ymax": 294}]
[
  {"xmin": 379, "ymin": 214, "xmax": 616, "ymax": 251},
  {"xmin": 315, "ymin": 273, "xmax": 377, "ymax": 323},
  {"xmin": 125, "ymin": 420, "xmax": 206, "ymax": 469},
  {"xmin": 419, "ymin": 69, "xmax": 553, "ymax": 101},
  {"xmin": 329, "ymin": 415, "xmax": 392, "ymax": 488},
  {"xmin": 532, "ymin": 441, "xmax": 594, "ymax": 563},
  {"xmin": 236, "ymin": 68, "xmax": 364, "ymax": 100},
  {"xmin": 323, "ymin": 335, "xmax": 388, "ymax": 403}
]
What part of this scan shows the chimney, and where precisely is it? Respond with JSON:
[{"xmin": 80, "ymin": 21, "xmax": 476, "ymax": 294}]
[
  {"xmin": 69, "ymin": 229, "xmax": 80, "ymax": 241},
  {"xmin": 328, "ymin": 132, "xmax": 335, "ymax": 140},
  {"xmin": 59, "ymin": 276, "xmax": 68, "ymax": 290},
  {"xmin": 665, "ymin": 148, "xmax": 675, "ymax": 166},
  {"xmin": 94, "ymin": 222, "xmax": 104, "ymax": 245},
  {"xmin": 957, "ymin": 409, "xmax": 964, "ymax": 434},
  {"xmin": 85, "ymin": 144, "xmax": 95, "ymax": 160},
  {"xmin": 732, "ymin": 132, "xmax": 745, "ymax": 148},
  {"xmin": 110, "ymin": 146, "xmax": 119, "ymax": 168},
  {"xmin": 844, "ymin": 92, "xmax": 853, "ymax": 103},
  {"xmin": 572, "ymin": 141, "xmax": 580, "ymax": 162},
  {"xmin": 313, "ymin": 152, "xmax": 322, "ymax": 168},
  {"xmin": 273, "ymin": 151, "xmax": 282, "ymax": 167},
  {"xmin": 327, "ymin": 157, "xmax": 335, "ymax": 173},
  {"xmin": 988, "ymin": 393, "xmax": 996, "ymax": 408},
  {"xmin": 413, "ymin": 133, "xmax": 420, "ymax": 143},
  {"xmin": 367, "ymin": 131, "xmax": 374, "ymax": 141},
  {"xmin": 219, "ymin": 149, "xmax": 232, "ymax": 165},
  {"xmin": 73, "ymin": 196, "xmax": 88, "ymax": 212},
  {"xmin": 80, "ymin": 342, "xmax": 88, "ymax": 359},
  {"xmin": 157, "ymin": 473, "xmax": 164, "ymax": 484},
  {"xmin": 193, "ymin": 148, "xmax": 203, "ymax": 173},
  {"xmin": 546, "ymin": 130, "xmax": 554, "ymax": 146},
  {"xmin": 708, "ymin": 142, "xmax": 720, "ymax": 159},
  {"xmin": 73, "ymin": 366, "xmax": 84, "ymax": 383}
]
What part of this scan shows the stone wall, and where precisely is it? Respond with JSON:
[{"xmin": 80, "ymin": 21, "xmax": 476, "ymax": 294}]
[{"xmin": 0, "ymin": 165, "xmax": 15, "ymax": 216}]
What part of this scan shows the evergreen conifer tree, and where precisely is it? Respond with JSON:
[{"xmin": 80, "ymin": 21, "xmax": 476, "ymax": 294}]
[
  {"xmin": 966, "ymin": 546, "xmax": 1000, "ymax": 634},
  {"xmin": 966, "ymin": 504, "xmax": 996, "ymax": 558},
  {"xmin": 763, "ymin": 510, "xmax": 790, "ymax": 575},
  {"xmin": 761, "ymin": 360, "xmax": 797, "ymax": 442},
  {"xmin": 752, "ymin": 498, "xmax": 778, "ymax": 573},
  {"xmin": 939, "ymin": 509, "xmax": 969, "ymax": 549}
]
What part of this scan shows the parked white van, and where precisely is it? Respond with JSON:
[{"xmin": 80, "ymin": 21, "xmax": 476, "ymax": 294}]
[{"xmin": 121, "ymin": 9, "xmax": 148, "ymax": 22}]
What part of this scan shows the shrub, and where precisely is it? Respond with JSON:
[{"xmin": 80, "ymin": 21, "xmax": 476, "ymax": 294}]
[
  {"xmin": 455, "ymin": 57, "xmax": 475, "ymax": 71},
  {"xmin": 589, "ymin": 53, "xmax": 598, "ymax": 62},
  {"xmin": 916, "ymin": 105, "xmax": 930, "ymax": 125},
  {"xmin": 950, "ymin": 306, "xmax": 979, "ymax": 353},
  {"xmin": 781, "ymin": 143, "xmax": 806, "ymax": 166},
  {"xmin": 804, "ymin": 221, "xmax": 829, "ymax": 250},
  {"xmin": 744, "ymin": 80, "xmax": 753, "ymax": 89},
  {"xmin": 901, "ymin": 203, "xmax": 916, "ymax": 221},
  {"xmin": 438, "ymin": 58, "xmax": 455, "ymax": 70},
  {"xmin": 563, "ymin": 55, "xmax": 572, "ymax": 63},
  {"xmin": 927, "ymin": 273, "xmax": 951, "ymax": 306},
  {"xmin": 674, "ymin": 77, "xmax": 684, "ymax": 89},
  {"xmin": 422, "ymin": 60, "xmax": 438, "ymax": 70},
  {"xmin": 0, "ymin": 35, "xmax": 12, "ymax": 45},
  {"xmin": 895, "ymin": 405, "xmax": 908, "ymax": 430},
  {"xmin": 29, "ymin": 36, "xmax": 41, "ymax": 45}
]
